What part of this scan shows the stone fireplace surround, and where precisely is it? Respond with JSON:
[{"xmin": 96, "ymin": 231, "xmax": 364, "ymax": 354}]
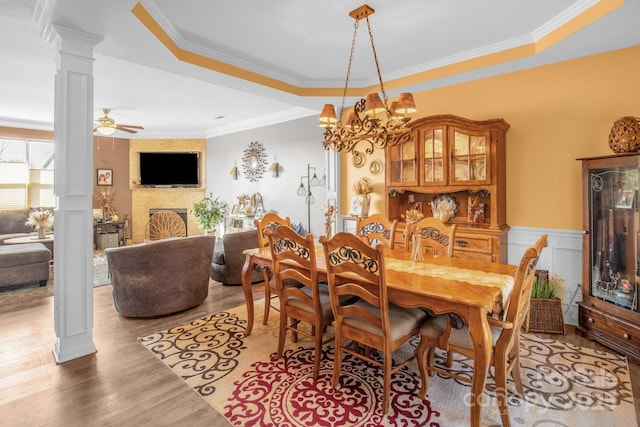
[
  {"xmin": 129, "ymin": 139, "xmax": 206, "ymax": 243},
  {"xmin": 131, "ymin": 188, "xmax": 204, "ymax": 243}
]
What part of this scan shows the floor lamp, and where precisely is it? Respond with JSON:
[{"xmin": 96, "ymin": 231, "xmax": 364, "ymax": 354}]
[{"xmin": 297, "ymin": 164, "xmax": 320, "ymax": 234}]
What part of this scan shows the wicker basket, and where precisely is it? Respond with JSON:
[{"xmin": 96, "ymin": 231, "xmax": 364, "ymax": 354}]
[{"xmin": 526, "ymin": 298, "xmax": 565, "ymax": 334}]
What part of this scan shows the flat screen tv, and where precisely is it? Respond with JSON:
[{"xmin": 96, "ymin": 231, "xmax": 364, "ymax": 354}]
[{"xmin": 139, "ymin": 152, "xmax": 200, "ymax": 187}]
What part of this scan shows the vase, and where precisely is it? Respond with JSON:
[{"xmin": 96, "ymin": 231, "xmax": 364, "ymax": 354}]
[
  {"xmin": 37, "ymin": 227, "xmax": 46, "ymax": 239},
  {"xmin": 349, "ymin": 194, "xmax": 371, "ymax": 218},
  {"xmin": 608, "ymin": 116, "xmax": 640, "ymax": 153}
]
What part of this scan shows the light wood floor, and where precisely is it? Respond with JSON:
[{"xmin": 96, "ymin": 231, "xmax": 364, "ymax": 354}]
[{"xmin": 0, "ymin": 282, "xmax": 638, "ymax": 426}]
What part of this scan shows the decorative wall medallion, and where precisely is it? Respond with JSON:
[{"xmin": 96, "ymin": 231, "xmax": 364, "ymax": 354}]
[
  {"xmin": 369, "ymin": 159, "xmax": 383, "ymax": 175},
  {"xmin": 242, "ymin": 141, "xmax": 268, "ymax": 182},
  {"xmin": 352, "ymin": 151, "xmax": 366, "ymax": 168}
]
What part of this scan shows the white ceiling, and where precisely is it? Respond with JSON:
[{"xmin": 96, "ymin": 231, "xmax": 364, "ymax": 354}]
[{"xmin": 0, "ymin": 0, "xmax": 639, "ymax": 139}]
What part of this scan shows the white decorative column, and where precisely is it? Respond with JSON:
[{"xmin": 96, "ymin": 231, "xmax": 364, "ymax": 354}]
[{"xmin": 48, "ymin": 25, "xmax": 102, "ymax": 363}]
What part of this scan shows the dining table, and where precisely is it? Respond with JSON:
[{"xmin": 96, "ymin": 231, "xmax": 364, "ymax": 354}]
[{"xmin": 241, "ymin": 245, "xmax": 517, "ymax": 427}]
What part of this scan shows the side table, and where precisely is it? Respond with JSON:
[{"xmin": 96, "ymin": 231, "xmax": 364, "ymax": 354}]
[{"xmin": 93, "ymin": 221, "xmax": 125, "ymax": 249}]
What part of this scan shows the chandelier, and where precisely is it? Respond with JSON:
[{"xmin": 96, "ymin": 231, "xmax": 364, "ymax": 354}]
[{"xmin": 320, "ymin": 4, "xmax": 417, "ymax": 155}]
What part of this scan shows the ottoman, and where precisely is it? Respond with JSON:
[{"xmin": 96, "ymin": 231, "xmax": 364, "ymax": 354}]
[{"xmin": 0, "ymin": 243, "xmax": 52, "ymax": 288}]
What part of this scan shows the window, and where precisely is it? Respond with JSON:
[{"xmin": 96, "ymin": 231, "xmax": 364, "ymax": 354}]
[{"xmin": 0, "ymin": 139, "xmax": 54, "ymax": 210}]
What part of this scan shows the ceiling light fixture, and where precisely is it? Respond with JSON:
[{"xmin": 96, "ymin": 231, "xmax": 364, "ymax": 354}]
[
  {"xmin": 96, "ymin": 125, "xmax": 116, "ymax": 136},
  {"xmin": 320, "ymin": 4, "xmax": 417, "ymax": 155}
]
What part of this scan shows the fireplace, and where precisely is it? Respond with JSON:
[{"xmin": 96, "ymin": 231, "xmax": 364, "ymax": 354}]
[{"xmin": 149, "ymin": 208, "xmax": 188, "ymax": 234}]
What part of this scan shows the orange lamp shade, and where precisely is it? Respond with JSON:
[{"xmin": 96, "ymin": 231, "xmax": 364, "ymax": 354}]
[
  {"xmin": 319, "ymin": 104, "xmax": 337, "ymax": 128},
  {"xmin": 364, "ymin": 93, "xmax": 385, "ymax": 116},
  {"xmin": 390, "ymin": 101, "xmax": 399, "ymax": 118},
  {"xmin": 343, "ymin": 111, "xmax": 357, "ymax": 128},
  {"xmin": 394, "ymin": 92, "xmax": 417, "ymax": 115}
]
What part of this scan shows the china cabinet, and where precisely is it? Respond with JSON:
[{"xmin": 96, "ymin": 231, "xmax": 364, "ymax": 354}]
[
  {"xmin": 577, "ymin": 153, "xmax": 640, "ymax": 363},
  {"xmin": 385, "ymin": 115, "xmax": 510, "ymax": 262}
]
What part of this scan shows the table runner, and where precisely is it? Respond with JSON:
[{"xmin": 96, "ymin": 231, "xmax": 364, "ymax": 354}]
[{"xmin": 384, "ymin": 258, "xmax": 514, "ymax": 307}]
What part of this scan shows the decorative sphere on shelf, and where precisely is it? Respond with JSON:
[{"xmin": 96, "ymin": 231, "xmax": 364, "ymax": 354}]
[{"xmin": 608, "ymin": 116, "xmax": 640, "ymax": 153}]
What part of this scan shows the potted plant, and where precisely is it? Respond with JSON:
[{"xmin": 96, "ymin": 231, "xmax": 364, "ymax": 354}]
[
  {"xmin": 527, "ymin": 271, "xmax": 565, "ymax": 334},
  {"xmin": 191, "ymin": 194, "xmax": 228, "ymax": 235}
]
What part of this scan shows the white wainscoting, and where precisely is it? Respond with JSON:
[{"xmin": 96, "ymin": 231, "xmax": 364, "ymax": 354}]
[
  {"xmin": 507, "ymin": 227, "xmax": 583, "ymax": 326},
  {"xmin": 339, "ymin": 215, "xmax": 356, "ymax": 234},
  {"xmin": 339, "ymin": 217, "xmax": 583, "ymax": 326}
]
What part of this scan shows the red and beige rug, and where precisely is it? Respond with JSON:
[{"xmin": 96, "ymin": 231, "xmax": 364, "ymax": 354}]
[{"xmin": 139, "ymin": 300, "xmax": 635, "ymax": 426}]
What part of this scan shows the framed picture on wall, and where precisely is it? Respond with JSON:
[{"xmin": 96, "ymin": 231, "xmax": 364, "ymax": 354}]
[{"xmin": 97, "ymin": 168, "xmax": 113, "ymax": 186}]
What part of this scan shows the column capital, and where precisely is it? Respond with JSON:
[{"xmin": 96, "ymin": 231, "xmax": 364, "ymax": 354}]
[{"xmin": 47, "ymin": 24, "xmax": 103, "ymax": 58}]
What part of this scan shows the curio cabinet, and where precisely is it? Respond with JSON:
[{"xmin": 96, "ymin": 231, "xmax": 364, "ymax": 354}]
[{"xmin": 577, "ymin": 153, "xmax": 640, "ymax": 363}]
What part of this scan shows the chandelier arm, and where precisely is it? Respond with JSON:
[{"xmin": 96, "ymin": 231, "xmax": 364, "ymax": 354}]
[{"xmin": 365, "ymin": 16, "xmax": 389, "ymax": 111}]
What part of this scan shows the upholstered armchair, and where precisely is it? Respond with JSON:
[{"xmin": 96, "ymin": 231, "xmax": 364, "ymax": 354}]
[
  {"xmin": 210, "ymin": 230, "xmax": 264, "ymax": 286},
  {"xmin": 105, "ymin": 235, "xmax": 215, "ymax": 317}
]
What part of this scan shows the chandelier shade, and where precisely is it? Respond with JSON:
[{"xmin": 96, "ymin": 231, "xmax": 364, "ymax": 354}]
[
  {"xmin": 319, "ymin": 104, "xmax": 337, "ymax": 128},
  {"xmin": 395, "ymin": 93, "xmax": 417, "ymax": 115},
  {"xmin": 364, "ymin": 93, "xmax": 385, "ymax": 116},
  {"xmin": 320, "ymin": 4, "xmax": 417, "ymax": 155}
]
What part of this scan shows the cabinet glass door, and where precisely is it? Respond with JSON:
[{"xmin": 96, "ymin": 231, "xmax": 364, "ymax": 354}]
[
  {"xmin": 451, "ymin": 130, "xmax": 488, "ymax": 184},
  {"xmin": 388, "ymin": 133, "xmax": 417, "ymax": 185},
  {"xmin": 588, "ymin": 165, "xmax": 639, "ymax": 313},
  {"xmin": 422, "ymin": 128, "xmax": 444, "ymax": 184}
]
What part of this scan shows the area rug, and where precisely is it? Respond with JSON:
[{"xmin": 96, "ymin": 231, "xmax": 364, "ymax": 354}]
[
  {"xmin": 92, "ymin": 249, "xmax": 111, "ymax": 287},
  {"xmin": 139, "ymin": 300, "xmax": 636, "ymax": 426},
  {"xmin": 0, "ymin": 276, "xmax": 53, "ymax": 306}
]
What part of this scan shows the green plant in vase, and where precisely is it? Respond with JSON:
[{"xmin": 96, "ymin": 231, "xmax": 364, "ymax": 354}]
[
  {"xmin": 191, "ymin": 193, "xmax": 228, "ymax": 235},
  {"xmin": 531, "ymin": 274, "xmax": 563, "ymax": 299},
  {"xmin": 528, "ymin": 272, "xmax": 565, "ymax": 334}
]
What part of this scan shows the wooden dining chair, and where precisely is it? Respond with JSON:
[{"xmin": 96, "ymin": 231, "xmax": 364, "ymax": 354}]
[
  {"xmin": 145, "ymin": 210, "xmax": 186, "ymax": 241},
  {"xmin": 412, "ymin": 216, "xmax": 457, "ymax": 257},
  {"xmin": 319, "ymin": 232, "xmax": 428, "ymax": 414},
  {"xmin": 355, "ymin": 213, "xmax": 398, "ymax": 249},
  {"xmin": 254, "ymin": 213, "xmax": 292, "ymax": 325},
  {"xmin": 416, "ymin": 234, "xmax": 548, "ymax": 427},
  {"xmin": 412, "ymin": 216, "xmax": 458, "ymax": 365},
  {"xmin": 266, "ymin": 225, "xmax": 333, "ymax": 379}
]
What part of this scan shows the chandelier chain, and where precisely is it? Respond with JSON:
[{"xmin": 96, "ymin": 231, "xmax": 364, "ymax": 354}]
[
  {"xmin": 365, "ymin": 16, "xmax": 388, "ymax": 108},
  {"xmin": 341, "ymin": 19, "xmax": 360, "ymax": 114},
  {"xmin": 319, "ymin": 4, "xmax": 417, "ymax": 155}
]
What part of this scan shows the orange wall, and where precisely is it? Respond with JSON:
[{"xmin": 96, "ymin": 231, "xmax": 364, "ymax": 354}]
[{"xmin": 341, "ymin": 45, "xmax": 640, "ymax": 230}]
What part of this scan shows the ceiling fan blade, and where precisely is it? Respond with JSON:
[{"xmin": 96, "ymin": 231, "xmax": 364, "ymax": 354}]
[
  {"xmin": 117, "ymin": 124, "xmax": 144, "ymax": 129},
  {"xmin": 114, "ymin": 126, "xmax": 138, "ymax": 134}
]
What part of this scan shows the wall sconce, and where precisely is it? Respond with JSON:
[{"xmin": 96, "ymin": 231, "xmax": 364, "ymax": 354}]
[
  {"xmin": 297, "ymin": 164, "xmax": 320, "ymax": 233},
  {"xmin": 229, "ymin": 162, "xmax": 238, "ymax": 180},
  {"xmin": 268, "ymin": 156, "xmax": 280, "ymax": 177}
]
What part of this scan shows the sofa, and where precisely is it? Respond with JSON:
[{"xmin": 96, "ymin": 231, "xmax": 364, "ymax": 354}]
[
  {"xmin": 0, "ymin": 208, "xmax": 54, "ymax": 288},
  {"xmin": 211, "ymin": 230, "xmax": 264, "ymax": 286},
  {"xmin": 105, "ymin": 235, "xmax": 216, "ymax": 317},
  {"xmin": 0, "ymin": 207, "xmax": 54, "ymax": 245}
]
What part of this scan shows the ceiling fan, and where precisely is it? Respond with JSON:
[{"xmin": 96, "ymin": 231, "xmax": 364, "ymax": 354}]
[{"xmin": 94, "ymin": 108, "xmax": 144, "ymax": 135}]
